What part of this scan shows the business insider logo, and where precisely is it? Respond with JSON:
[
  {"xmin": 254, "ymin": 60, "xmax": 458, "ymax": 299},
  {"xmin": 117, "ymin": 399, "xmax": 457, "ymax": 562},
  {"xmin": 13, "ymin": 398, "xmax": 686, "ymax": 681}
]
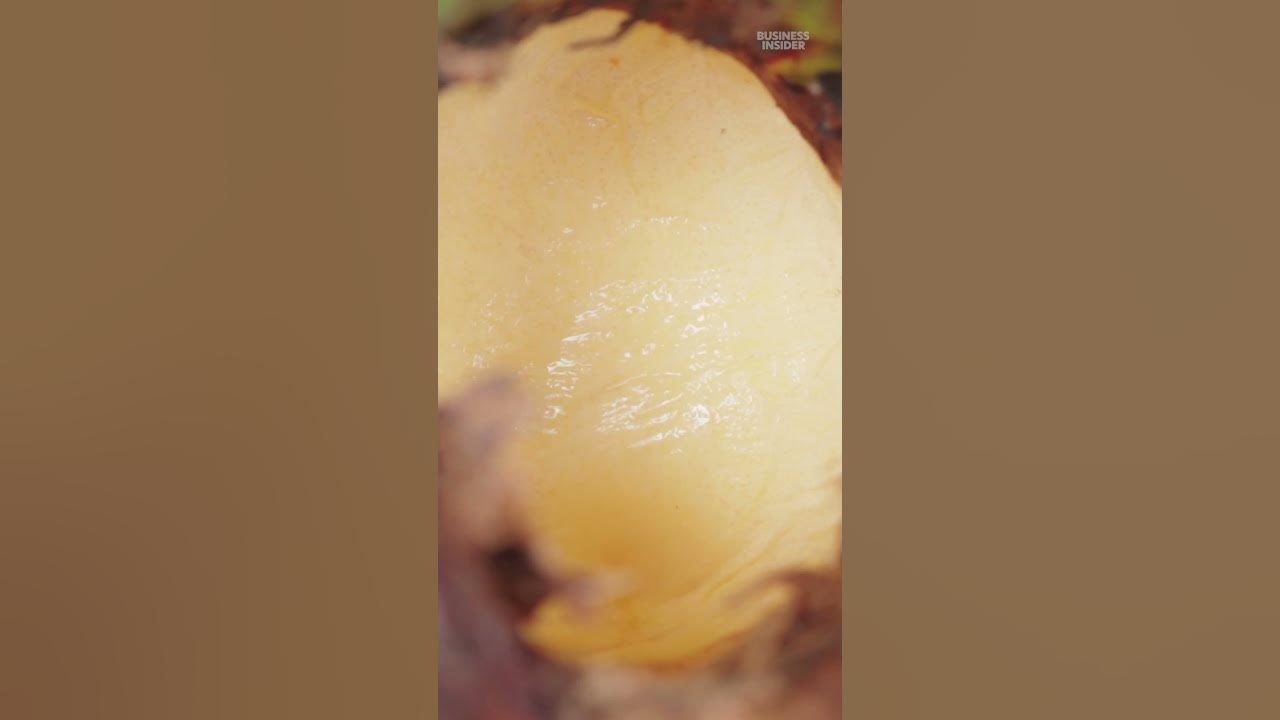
[{"xmin": 758, "ymin": 30, "xmax": 810, "ymax": 51}]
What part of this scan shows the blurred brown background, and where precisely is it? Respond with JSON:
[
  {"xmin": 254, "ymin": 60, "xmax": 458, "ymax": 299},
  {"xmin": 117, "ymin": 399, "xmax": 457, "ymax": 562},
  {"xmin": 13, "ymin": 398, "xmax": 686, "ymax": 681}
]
[
  {"xmin": 0, "ymin": 1, "xmax": 434, "ymax": 718},
  {"xmin": 848, "ymin": 1, "xmax": 1280, "ymax": 717}
]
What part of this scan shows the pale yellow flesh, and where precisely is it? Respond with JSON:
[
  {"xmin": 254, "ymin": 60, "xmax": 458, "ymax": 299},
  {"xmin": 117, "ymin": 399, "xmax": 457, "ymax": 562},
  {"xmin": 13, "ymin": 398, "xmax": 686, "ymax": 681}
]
[{"xmin": 438, "ymin": 10, "xmax": 841, "ymax": 666}]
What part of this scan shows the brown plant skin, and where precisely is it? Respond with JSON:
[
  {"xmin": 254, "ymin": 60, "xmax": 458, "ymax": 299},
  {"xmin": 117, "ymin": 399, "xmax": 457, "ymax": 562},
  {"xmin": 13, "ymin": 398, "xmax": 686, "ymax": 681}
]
[{"xmin": 438, "ymin": 378, "xmax": 566, "ymax": 720}]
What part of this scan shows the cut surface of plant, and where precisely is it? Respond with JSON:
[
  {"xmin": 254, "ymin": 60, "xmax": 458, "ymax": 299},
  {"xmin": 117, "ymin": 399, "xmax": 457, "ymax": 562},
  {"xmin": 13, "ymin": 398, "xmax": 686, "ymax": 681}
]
[{"xmin": 438, "ymin": 9, "xmax": 841, "ymax": 667}]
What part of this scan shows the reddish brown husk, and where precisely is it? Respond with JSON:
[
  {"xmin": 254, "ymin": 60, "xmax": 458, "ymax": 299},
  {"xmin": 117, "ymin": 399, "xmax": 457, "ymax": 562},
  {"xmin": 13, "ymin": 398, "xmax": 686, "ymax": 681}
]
[
  {"xmin": 438, "ymin": 0, "xmax": 842, "ymax": 182},
  {"xmin": 438, "ymin": 379, "xmax": 841, "ymax": 719}
]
